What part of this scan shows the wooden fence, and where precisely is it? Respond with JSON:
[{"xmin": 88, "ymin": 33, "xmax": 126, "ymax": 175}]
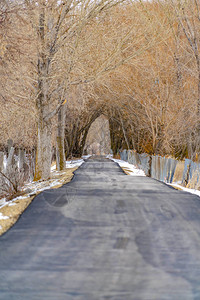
[{"xmin": 120, "ymin": 149, "xmax": 200, "ymax": 189}]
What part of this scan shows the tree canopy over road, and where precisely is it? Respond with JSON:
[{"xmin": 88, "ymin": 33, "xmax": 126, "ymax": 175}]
[{"xmin": 1, "ymin": 0, "xmax": 200, "ymax": 180}]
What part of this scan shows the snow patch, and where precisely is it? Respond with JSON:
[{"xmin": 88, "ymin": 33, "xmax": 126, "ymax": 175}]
[
  {"xmin": 109, "ymin": 157, "xmax": 200, "ymax": 196},
  {"xmin": 8, "ymin": 203, "xmax": 17, "ymax": 207},
  {"xmin": 0, "ymin": 212, "xmax": 9, "ymax": 220},
  {"xmin": 51, "ymin": 164, "xmax": 56, "ymax": 171},
  {"xmin": 0, "ymin": 158, "xmax": 85, "ymax": 210},
  {"xmin": 82, "ymin": 155, "xmax": 92, "ymax": 159},
  {"xmin": 3, "ymin": 155, "xmax": 7, "ymax": 172},
  {"xmin": 66, "ymin": 159, "xmax": 84, "ymax": 168},
  {"xmin": 167, "ymin": 183, "xmax": 200, "ymax": 198},
  {"xmin": 109, "ymin": 158, "xmax": 146, "ymax": 176},
  {"xmin": 51, "ymin": 159, "xmax": 84, "ymax": 171}
]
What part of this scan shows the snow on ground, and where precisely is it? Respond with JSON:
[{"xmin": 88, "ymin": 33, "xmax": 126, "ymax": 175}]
[
  {"xmin": 109, "ymin": 157, "xmax": 146, "ymax": 176},
  {"xmin": 167, "ymin": 182, "xmax": 200, "ymax": 198},
  {"xmin": 108, "ymin": 156, "xmax": 200, "ymax": 198},
  {"xmin": 0, "ymin": 212, "xmax": 9, "ymax": 220},
  {"xmin": 66, "ymin": 159, "xmax": 84, "ymax": 168},
  {"xmin": 0, "ymin": 194, "xmax": 33, "ymax": 211},
  {"xmin": 0, "ymin": 158, "xmax": 86, "ymax": 214},
  {"xmin": 51, "ymin": 159, "xmax": 84, "ymax": 171},
  {"xmin": 25, "ymin": 158, "xmax": 85, "ymax": 195},
  {"xmin": 82, "ymin": 155, "xmax": 92, "ymax": 160}
]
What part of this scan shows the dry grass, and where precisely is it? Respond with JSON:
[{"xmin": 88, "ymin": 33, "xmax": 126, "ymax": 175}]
[
  {"xmin": 169, "ymin": 185, "xmax": 183, "ymax": 191},
  {"xmin": 121, "ymin": 167, "xmax": 131, "ymax": 175},
  {"xmin": 0, "ymin": 196, "xmax": 35, "ymax": 236},
  {"xmin": 0, "ymin": 167, "xmax": 78, "ymax": 236}
]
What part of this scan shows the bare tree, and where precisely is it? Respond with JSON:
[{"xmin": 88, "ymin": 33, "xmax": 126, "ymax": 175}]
[
  {"xmin": 18, "ymin": 0, "xmax": 163, "ymax": 179},
  {"xmin": 165, "ymin": 0, "xmax": 200, "ymax": 157},
  {"xmin": 2, "ymin": 0, "xmax": 198, "ymax": 171}
]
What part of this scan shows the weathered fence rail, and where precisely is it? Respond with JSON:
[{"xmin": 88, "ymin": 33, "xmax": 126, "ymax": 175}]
[{"xmin": 120, "ymin": 149, "xmax": 200, "ymax": 189}]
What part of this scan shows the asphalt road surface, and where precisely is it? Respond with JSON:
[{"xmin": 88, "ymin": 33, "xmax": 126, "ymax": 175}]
[{"xmin": 1, "ymin": 157, "xmax": 200, "ymax": 300}]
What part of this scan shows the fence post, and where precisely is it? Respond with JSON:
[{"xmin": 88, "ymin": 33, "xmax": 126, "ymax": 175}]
[
  {"xmin": 152, "ymin": 156, "xmax": 155, "ymax": 179},
  {"xmin": 154, "ymin": 156, "xmax": 159, "ymax": 180},
  {"xmin": 166, "ymin": 159, "xmax": 172, "ymax": 182},
  {"xmin": 160, "ymin": 157, "xmax": 165, "ymax": 181},
  {"xmin": 157, "ymin": 156, "xmax": 161, "ymax": 180},
  {"xmin": 182, "ymin": 159, "xmax": 191, "ymax": 186},
  {"xmin": 148, "ymin": 155, "xmax": 152, "ymax": 177},
  {"xmin": 169, "ymin": 159, "xmax": 178, "ymax": 183},
  {"xmin": 30, "ymin": 149, "xmax": 36, "ymax": 181},
  {"xmin": 19, "ymin": 149, "xmax": 25, "ymax": 170},
  {"xmin": 6, "ymin": 147, "xmax": 15, "ymax": 171},
  {"xmin": 0, "ymin": 152, "xmax": 4, "ymax": 172},
  {"xmin": 7, "ymin": 139, "xmax": 13, "ymax": 156},
  {"xmin": 134, "ymin": 151, "xmax": 141, "ymax": 167},
  {"xmin": 184, "ymin": 163, "xmax": 191, "ymax": 186}
]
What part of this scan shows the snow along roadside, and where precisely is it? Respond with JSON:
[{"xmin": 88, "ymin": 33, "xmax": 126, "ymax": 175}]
[
  {"xmin": 107, "ymin": 156, "xmax": 146, "ymax": 176},
  {"xmin": 0, "ymin": 159, "xmax": 84, "ymax": 235},
  {"xmin": 107, "ymin": 155, "xmax": 200, "ymax": 198},
  {"xmin": 167, "ymin": 183, "xmax": 200, "ymax": 198},
  {"xmin": 0, "ymin": 159, "xmax": 84, "ymax": 210}
]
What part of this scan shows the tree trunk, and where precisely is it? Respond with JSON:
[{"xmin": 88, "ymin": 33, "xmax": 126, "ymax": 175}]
[
  {"xmin": 109, "ymin": 118, "xmax": 123, "ymax": 155},
  {"xmin": 79, "ymin": 128, "xmax": 90, "ymax": 155},
  {"xmin": 34, "ymin": 116, "xmax": 52, "ymax": 181},
  {"xmin": 197, "ymin": 68, "xmax": 200, "ymax": 158},
  {"xmin": 56, "ymin": 105, "xmax": 66, "ymax": 171}
]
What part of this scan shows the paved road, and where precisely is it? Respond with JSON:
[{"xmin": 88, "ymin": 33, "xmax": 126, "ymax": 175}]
[{"xmin": 1, "ymin": 157, "xmax": 200, "ymax": 299}]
